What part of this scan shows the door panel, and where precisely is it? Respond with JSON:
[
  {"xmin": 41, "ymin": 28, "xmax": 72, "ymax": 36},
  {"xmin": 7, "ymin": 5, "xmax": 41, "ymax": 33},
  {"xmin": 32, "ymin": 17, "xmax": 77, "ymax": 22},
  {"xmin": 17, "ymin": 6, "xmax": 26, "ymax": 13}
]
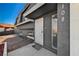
[{"xmin": 35, "ymin": 17, "xmax": 43, "ymax": 45}]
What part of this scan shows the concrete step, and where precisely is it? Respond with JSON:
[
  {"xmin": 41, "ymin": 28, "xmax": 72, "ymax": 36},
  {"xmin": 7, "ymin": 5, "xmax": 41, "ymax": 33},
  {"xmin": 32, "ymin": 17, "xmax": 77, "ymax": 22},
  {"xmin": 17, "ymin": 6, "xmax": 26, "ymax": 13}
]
[
  {"xmin": 26, "ymin": 35, "xmax": 34, "ymax": 40},
  {"xmin": 28, "ymin": 32, "xmax": 34, "ymax": 36}
]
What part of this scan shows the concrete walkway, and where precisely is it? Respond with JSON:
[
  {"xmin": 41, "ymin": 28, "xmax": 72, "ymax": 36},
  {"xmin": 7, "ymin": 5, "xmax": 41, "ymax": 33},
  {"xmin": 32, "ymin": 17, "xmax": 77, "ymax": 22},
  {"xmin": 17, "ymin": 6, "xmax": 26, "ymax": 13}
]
[{"xmin": 8, "ymin": 43, "xmax": 56, "ymax": 56}]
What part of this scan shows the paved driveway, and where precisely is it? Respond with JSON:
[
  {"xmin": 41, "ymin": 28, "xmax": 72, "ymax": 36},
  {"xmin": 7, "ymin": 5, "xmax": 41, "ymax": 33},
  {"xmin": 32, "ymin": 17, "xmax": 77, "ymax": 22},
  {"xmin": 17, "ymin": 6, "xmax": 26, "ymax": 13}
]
[{"xmin": 0, "ymin": 34, "xmax": 16, "ymax": 44}]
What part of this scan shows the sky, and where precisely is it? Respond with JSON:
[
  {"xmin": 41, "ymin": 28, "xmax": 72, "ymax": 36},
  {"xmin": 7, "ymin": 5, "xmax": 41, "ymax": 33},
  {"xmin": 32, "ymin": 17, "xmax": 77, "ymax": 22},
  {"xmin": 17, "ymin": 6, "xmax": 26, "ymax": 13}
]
[{"xmin": 0, "ymin": 3, "xmax": 25, "ymax": 24}]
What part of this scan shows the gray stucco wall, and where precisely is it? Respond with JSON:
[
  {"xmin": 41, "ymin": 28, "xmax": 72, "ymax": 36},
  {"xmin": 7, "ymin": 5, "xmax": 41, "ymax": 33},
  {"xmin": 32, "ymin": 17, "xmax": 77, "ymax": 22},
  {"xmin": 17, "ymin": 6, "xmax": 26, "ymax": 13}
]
[
  {"xmin": 44, "ymin": 14, "xmax": 51, "ymax": 48},
  {"xmin": 17, "ymin": 22, "xmax": 34, "ymax": 29},
  {"xmin": 15, "ymin": 22, "xmax": 34, "ymax": 36},
  {"xmin": 57, "ymin": 3, "xmax": 70, "ymax": 56}
]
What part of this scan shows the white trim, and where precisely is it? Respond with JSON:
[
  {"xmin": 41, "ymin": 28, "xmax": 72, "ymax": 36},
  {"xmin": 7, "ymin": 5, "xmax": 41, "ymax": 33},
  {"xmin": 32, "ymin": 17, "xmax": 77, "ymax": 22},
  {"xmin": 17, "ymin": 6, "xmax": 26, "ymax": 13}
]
[
  {"xmin": 27, "ymin": 36, "xmax": 34, "ymax": 40},
  {"xmin": 16, "ymin": 19, "xmax": 34, "ymax": 26},
  {"xmin": 3, "ymin": 42, "xmax": 7, "ymax": 56},
  {"xmin": 23, "ymin": 3, "xmax": 45, "ymax": 17}
]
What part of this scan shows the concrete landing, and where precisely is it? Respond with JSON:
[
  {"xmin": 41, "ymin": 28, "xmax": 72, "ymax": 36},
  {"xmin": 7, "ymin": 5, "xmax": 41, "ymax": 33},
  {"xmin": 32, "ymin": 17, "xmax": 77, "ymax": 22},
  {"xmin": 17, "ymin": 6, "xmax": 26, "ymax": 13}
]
[{"xmin": 8, "ymin": 43, "xmax": 56, "ymax": 56}]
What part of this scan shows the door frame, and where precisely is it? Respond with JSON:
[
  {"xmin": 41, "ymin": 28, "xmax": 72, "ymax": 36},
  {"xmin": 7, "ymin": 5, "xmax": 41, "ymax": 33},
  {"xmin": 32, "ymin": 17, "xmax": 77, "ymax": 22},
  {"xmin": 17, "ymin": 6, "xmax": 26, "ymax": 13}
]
[{"xmin": 43, "ymin": 11, "xmax": 57, "ymax": 54}]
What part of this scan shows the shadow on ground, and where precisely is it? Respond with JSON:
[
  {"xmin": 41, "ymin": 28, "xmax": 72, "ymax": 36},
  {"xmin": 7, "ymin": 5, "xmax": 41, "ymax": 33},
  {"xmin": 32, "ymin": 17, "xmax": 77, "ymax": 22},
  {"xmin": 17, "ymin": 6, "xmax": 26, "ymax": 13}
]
[{"xmin": 4, "ymin": 35, "xmax": 34, "ymax": 52}]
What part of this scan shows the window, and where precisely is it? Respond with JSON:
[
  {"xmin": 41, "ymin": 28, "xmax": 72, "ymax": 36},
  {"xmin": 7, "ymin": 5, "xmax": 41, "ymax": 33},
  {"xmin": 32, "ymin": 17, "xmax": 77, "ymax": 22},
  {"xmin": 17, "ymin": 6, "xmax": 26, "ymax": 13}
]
[{"xmin": 51, "ymin": 14, "xmax": 57, "ymax": 49}]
